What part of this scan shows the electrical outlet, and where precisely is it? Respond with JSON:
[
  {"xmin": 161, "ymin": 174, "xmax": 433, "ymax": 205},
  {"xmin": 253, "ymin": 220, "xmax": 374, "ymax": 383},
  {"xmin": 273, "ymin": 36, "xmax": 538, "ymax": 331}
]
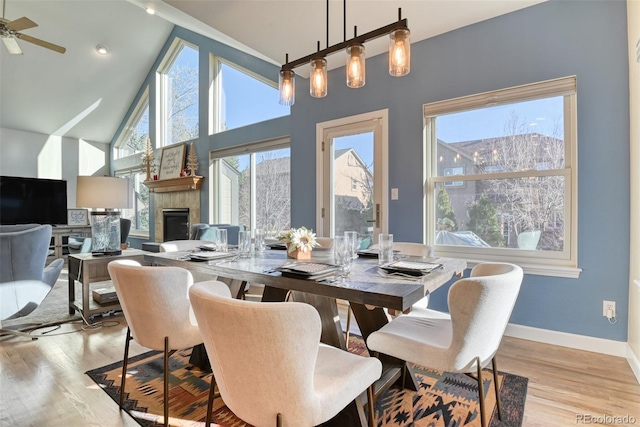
[{"xmin": 603, "ymin": 300, "xmax": 616, "ymax": 318}]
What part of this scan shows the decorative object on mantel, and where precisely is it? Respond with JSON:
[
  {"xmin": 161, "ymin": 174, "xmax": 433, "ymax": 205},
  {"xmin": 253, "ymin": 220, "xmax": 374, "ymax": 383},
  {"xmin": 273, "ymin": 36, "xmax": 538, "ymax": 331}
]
[
  {"xmin": 277, "ymin": 227, "xmax": 320, "ymax": 260},
  {"xmin": 159, "ymin": 143, "xmax": 187, "ymax": 180},
  {"xmin": 186, "ymin": 142, "xmax": 198, "ymax": 176},
  {"xmin": 143, "ymin": 175, "xmax": 203, "ymax": 193},
  {"xmin": 140, "ymin": 137, "xmax": 156, "ymax": 181}
]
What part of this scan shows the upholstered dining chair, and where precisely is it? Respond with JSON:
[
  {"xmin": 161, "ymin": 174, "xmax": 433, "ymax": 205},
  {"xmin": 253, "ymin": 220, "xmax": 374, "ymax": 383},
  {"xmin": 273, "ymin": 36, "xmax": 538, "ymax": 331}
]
[
  {"xmin": 107, "ymin": 260, "xmax": 205, "ymax": 427},
  {"xmin": 367, "ymin": 262, "xmax": 523, "ymax": 427},
  {"xmin": 189, "ymin": 281, "xmax": 382, "ymax": 427}
]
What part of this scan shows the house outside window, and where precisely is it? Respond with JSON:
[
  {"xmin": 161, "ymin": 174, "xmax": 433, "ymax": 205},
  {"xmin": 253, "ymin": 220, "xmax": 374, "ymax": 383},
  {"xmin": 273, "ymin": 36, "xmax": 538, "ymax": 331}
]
[
  {"xmin": 425, "ymin": 76, "xmax": 579, "ymax": 277},
  {"xmin": 158, "ymin": 39, "xmax": 198, "ymax": 146},
  {"xmin": 210, "ymin": 140, "xmax": 290, "ymax": 235}
]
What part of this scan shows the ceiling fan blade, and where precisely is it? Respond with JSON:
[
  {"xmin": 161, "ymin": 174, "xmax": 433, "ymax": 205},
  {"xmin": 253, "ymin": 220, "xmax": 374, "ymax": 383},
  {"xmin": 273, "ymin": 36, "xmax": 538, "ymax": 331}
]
[
  {"xmin": 0, "ymin": 17, "xmax": 10, "ymax": 24},
  {"xmin": 15, "ymin": 33, "xmax": 65, "ymax": 54},
  {"xmin": 2, "ymin": 36, "xmax": 22, "ymax": 54},
  {"xmin": 6, "ymin": 17, "xmax": 37, "ymax": 32}
]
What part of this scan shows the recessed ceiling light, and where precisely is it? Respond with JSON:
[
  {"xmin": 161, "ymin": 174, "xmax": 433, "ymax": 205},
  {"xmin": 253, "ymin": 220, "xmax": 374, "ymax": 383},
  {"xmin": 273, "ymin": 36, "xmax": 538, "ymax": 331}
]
[
  {"xmin": 96, "ymin": 45, "xmax": 109, "ymax": 55},
  {"xmin": 146, "ymin": 7, "xmax": 155, "ymax": 15}
]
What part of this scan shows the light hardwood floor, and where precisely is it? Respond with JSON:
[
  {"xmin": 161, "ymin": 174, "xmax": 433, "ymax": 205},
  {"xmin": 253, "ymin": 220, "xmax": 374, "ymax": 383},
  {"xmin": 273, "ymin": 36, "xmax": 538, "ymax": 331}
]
[{"xmin": 1, "ymin": 311, "xmax": 639, "ymax": 427}]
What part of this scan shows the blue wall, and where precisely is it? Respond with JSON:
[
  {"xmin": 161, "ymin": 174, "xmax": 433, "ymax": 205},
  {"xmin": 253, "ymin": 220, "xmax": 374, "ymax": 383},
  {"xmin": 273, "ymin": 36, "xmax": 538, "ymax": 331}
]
[
  {"xmin": 114, "ymin": 0, "xmax": 630, "ymax": 341},
  {"xmin": 289, "ymin": 0, "xmax": 630, "ymax": 341}
]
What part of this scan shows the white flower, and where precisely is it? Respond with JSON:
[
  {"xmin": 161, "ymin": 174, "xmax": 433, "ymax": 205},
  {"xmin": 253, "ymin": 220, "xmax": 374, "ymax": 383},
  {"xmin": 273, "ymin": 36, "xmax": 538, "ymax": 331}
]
[{"xmin": 278, "ymin": 226, "xmax": 320, "ymax": 253}]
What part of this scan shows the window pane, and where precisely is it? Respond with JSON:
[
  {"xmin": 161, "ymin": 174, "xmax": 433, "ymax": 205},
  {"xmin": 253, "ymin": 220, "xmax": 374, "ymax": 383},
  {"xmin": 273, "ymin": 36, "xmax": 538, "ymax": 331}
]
[
  {"xmin": 119, "ymin": 103, "xmax": 149, "ymax": 158},
  {"xmin": 436, "ymin": 97, "xmax": 565, "ymax": 174},
  {"xmin": 163, "ymin": 44, "xmax": 198, "ymax": 145},
  {"xmin": 435, "ymin": 176, "xmax": 565, "ymax": 251},
  {"xmin": 119, "ymin": 172, "xmax": 149, "ymax": 233},
  {"xmin": 218, "ymin": 62, "xmax": 290, "ymax": 132}
]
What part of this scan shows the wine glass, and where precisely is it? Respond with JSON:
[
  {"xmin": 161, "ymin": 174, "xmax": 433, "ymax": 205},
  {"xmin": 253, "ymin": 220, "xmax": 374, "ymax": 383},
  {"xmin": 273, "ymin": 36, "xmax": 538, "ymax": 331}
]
[{"xmin": 333, "ymin": 236, "xmax": 352, "ymax": 280}]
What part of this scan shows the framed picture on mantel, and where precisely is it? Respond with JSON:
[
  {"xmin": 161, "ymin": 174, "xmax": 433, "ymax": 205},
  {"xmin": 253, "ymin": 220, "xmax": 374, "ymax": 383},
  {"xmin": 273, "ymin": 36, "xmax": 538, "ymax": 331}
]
[{"xmin": 159, "ymin": 143, "xmax": 187, "ymax": 179}]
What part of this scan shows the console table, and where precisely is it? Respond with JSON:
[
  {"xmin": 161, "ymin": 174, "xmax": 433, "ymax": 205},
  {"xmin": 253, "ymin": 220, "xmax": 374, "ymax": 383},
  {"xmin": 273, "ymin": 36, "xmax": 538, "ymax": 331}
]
[
  {"xmin": 49, "ymin": 225, "xmax": 91, "ymax": 262},
  {"xmin": 67, "ymin": 250, "xmax": 148, "ymax": 319}
]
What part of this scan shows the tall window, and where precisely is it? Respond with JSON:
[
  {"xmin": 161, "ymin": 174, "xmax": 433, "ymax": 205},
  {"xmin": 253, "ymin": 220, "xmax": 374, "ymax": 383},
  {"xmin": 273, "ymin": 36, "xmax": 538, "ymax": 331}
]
[
  {"xmin": 114, "ymin": 88, "xmax": 149, "ymax": 159},
  {"xmin": 212, "ymin": 59, "xmax": 290, "ymax": 133},
  {"xmin": 115, "ymin": 169, "xmax": 150, "ymax": 236},
  {"xmin": 425, "ymin": 76, "xmax": 578, "ymax": 277},
  {"xmin": 158, "ymin": 40, "xmax": 198, "ymax": 146},
  {"xmin": 211, "ymin": 140, "xmax": 290, "ymax": 235}
]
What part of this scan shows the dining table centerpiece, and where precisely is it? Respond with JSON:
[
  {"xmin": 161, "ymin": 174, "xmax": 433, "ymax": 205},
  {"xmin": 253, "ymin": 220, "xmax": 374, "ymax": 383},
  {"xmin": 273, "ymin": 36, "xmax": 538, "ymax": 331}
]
[{"xmin": 277, "ymin": 227, "xmax": 320, "ymax": 260}]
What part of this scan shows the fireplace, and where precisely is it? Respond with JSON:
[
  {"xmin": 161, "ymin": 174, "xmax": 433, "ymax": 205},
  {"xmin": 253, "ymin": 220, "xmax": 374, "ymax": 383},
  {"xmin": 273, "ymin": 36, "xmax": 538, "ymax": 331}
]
[{"xmin": 163, "ymin": 208, "xmax": 190, "ymax": 241}]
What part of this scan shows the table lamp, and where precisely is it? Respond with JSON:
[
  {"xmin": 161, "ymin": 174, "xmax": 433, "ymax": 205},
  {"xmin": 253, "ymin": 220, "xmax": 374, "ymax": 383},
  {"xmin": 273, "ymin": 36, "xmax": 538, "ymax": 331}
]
[{"xmin": 76, "ymin": 176, "xmax": 131, "ymax": 256}]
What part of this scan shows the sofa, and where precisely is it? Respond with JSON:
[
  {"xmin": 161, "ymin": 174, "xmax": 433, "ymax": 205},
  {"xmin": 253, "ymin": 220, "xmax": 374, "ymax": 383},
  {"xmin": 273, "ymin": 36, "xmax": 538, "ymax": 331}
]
[{"xmin": 0, "ymin": 224, "xmax": 64, "ymax": 321}]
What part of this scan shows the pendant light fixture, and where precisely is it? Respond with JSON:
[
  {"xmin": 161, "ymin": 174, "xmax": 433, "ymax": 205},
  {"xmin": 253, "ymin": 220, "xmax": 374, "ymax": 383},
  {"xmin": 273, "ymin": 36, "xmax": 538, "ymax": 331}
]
[{"xmin": 278, "ymin": 2, "xmax": 410, "ymax": 105}]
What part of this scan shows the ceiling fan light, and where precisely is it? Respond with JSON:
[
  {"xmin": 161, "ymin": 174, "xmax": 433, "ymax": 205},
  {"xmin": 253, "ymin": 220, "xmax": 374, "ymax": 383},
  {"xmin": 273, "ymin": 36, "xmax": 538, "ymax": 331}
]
[
  {"xmin": 279, "ymin": 69, "xmax": 295, "ymax": 106},
  {"xmin": 3, "ymin": 37, "xmax": 22, "ymax": 55},
  {"xmin": 310, "ymin": 57, "xmax": 327, "ymax": 98},
  {"xmin": 389, "ymin": 28, "xmax": 411, "ymax": 76},
  {"xmin": 346, "ymin": 44, "xmax": 365, "ymax": 88},
  {"xmin": 96, "ymin": 45, "xmax": 108, "ymax": 55}
]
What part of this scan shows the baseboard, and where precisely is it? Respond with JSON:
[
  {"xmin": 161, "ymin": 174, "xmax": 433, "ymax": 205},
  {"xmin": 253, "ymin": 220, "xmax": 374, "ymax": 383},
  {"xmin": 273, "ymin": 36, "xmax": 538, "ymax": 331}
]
[
  {"xmin": 504, "ymin": 323, "xmax": 628, "ymax": 358},
  {"xmin": 627, "ymin": 344, "xmax": 640, "ymax": 384}
]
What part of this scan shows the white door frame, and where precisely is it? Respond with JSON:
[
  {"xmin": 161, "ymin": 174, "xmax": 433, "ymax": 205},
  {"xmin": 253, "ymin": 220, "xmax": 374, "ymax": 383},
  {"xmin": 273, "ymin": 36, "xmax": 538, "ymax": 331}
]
[{"xmin": 315, "ymin": 109, "xmax": 389, "ymax": 238}]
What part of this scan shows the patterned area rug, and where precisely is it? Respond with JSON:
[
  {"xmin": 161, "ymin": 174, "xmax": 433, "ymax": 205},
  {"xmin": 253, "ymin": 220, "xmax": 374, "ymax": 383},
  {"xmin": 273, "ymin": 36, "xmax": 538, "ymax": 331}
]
[{"xmin": 86, "ymin": 336, "xmax": 527, "ymax": 427}]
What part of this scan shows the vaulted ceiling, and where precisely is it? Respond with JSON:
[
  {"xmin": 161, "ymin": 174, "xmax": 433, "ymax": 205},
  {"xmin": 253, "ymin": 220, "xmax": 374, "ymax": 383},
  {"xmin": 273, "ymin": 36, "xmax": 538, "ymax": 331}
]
[{"xmin": 0, "ymin": 0, "xmax": 544, "ymax": 144}]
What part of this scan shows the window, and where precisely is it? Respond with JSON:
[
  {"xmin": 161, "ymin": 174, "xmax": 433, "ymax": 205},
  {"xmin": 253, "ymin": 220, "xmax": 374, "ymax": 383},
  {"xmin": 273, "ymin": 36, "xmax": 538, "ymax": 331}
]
[
  {"xmin": 158, "ymin": 39, "xmax": 198, "ymax": 146},
  {"xmin": 425, "ymin": 76, "xmax": 579, "ymax": 277},
  {"xmin": 212, "ymin": 59, "xmax": 290, "ymax": 133},
  {"xmin": 351, "ymin": 178, "xmax": 358, "ymax": 191},
  {"xmin": 114, "ymin": 88, "xmax": 149, "ymax": 159},
  {"xmin": 210, "ymin": 139, "xmax": 290, "ymax": 235},
  {"xmin": 115, "ymin": 169, "xmax": 150, "ymax": 236}
]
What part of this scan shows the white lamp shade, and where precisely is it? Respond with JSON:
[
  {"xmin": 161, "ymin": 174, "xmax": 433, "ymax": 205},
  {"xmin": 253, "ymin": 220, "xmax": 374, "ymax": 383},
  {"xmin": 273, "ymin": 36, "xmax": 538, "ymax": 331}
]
[{"xmin": 76, "ymin": 176, "xmax": 131, "ymax": 209}]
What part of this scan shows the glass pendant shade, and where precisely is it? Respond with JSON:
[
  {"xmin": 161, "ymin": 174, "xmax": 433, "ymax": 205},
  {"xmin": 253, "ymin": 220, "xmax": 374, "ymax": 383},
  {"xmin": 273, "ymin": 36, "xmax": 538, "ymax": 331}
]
[
  {"xmin": 346, "ymin": 44, "xmax": 365, "ymax": 88},
  {"xmin": 389, "ymin": 28, "xmax": 411, "ymax": 76},
  {"xmin": 279, "ymin": 69, "xmax": 295, "ymax": 106},
  {"xmin": 310, "ymin": 57, "xmax": 328, "ymax": 98}
]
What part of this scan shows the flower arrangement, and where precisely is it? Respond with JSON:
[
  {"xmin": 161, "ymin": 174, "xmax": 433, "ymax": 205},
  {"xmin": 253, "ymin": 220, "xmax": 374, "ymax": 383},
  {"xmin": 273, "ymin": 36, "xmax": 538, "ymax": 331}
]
[{"xmin": 277, "ymin": 226, "xmax": 320, "ymax": 253}]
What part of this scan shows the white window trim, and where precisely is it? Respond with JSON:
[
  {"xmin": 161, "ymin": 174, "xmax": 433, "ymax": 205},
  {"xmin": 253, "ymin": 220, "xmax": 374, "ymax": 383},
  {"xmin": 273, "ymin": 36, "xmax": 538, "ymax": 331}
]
[
  {"xmin": 424, "ymin": 76, "xmax": 581, "ymax": 278},
  {"xmin": 113, "ymin": 87, "xmax": 150, "ymax": 159},
  {"xmin": 114, "ymin": 168, "xmax": 150, "ymax": 239}
]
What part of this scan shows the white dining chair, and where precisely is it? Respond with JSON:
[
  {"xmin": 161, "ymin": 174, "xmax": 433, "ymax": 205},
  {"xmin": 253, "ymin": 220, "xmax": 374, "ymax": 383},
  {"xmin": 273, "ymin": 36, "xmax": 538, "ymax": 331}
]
[
  {"xmin": 366, "ymin": 262, "xmax": 523, "ymax": 427},
  {"xmin": 189, "ymin": 280, "xmax": 382, "ymax": 427},
  {"xmin": 107, "ymin": 260, "xmax": 206, "ymax": 427}
]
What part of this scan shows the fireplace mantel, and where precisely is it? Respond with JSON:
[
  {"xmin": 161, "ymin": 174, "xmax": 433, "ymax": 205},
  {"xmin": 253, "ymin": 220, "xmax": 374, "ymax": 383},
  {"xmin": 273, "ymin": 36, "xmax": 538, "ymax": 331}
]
[{"xmin": 144, "ymin": 176, "xmax": 203, "ymax": 193}]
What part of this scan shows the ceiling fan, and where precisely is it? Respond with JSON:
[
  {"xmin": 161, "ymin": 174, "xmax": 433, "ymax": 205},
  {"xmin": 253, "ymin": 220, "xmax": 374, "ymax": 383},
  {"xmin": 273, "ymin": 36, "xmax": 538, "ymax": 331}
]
[{"xmin": 0, "ymin": 0, "xmax": 65, "ymax": 55}]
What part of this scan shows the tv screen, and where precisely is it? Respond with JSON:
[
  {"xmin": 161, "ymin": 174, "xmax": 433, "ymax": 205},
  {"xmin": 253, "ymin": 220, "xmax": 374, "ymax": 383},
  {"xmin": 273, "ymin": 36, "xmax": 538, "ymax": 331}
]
[{"xmin": 0, "ymin": 176, "xmax": 68, "ymax": 225}]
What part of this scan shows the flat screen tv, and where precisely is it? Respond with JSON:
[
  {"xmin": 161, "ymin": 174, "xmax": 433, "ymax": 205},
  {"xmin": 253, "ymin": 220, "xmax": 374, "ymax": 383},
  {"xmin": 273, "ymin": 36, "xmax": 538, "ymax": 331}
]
[{"xmin": 0, "ymin": 176, "xmax": 68, "ymax": 225}]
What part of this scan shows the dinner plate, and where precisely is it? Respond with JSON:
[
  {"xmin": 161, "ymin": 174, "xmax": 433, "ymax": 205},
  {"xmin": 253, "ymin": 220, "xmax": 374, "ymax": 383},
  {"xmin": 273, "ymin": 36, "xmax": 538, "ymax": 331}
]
[{"xmin": 380, "ymin": 261, "xmax": 442, "ymax": 276}]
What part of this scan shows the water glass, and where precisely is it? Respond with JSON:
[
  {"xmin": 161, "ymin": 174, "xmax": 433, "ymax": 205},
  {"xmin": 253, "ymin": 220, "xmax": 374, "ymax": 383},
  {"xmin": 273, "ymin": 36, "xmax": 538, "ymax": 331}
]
[
  {"xmin": 254, "ymin": 228, "xmax": 265, "ymax": 252},
  {"xmin": 216, "ymin": 228, "xmax": 228, "ymax": 252},
  {"xmin": 344, "ymin": 231, "xmax": 360, "ymax": 259},
  {"xmin": 378, "ymin": 233, "xmax": 394, "ymax": 265},
  {"xmin": 333, "ymin": 236, "xmax": 352, "ymax": 278},
  {"xmin": 238, "ymin": 230, "xmax": 252, "ymax": 258}
]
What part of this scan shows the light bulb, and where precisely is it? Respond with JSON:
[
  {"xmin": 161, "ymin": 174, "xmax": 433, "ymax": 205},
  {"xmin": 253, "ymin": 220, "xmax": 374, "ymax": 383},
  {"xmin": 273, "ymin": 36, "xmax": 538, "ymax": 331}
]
[
  {"xmin": 310, "ymin": 57, "xmax": 327, "ymax": 98},
  {"xmin": 389, "ymin": 28, "xmax": 411, "ymax": 76},
  {"xmin": 346, "ymin": 44, "xmax": 365, "ymax": 88}
]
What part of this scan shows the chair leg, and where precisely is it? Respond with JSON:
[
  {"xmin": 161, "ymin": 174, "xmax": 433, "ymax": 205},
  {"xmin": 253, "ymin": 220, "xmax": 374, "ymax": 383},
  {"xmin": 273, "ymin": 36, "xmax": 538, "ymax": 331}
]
[
  {"xmin": 276, "ymin": 413, "xmax": 282, "ymax": 427},
  {"xmin": 475, "ymin": 357, "xmax": 487, "ymax": 427},
  {"xmin": 164, "ymin": 337, "xmax": 169, "ymax": 427},
  {"xmin": 345, "ymin": 304, "xmax": 352, "ymax": 349},
  {"xmin": 119, "ymin": 327, "xmax": 132, "ymax": 408},
  {"xmin": 367, "ymin": 384, "xmax": 376, "ymax": 427},
  {"xmin": 492, "ymin": 357, "xmax": 503, "ymax": 420},
  {"xmin": 206, "ymin": 373, "xmax": 217, "ymax": 426}
]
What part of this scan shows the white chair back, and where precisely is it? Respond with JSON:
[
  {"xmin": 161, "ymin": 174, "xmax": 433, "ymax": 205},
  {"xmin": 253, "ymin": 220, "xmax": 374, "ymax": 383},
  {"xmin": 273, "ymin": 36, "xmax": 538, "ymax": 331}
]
[
  {"xmin": 447, "ymin": 262, "xmax": 523, "ymax": 371},
  {"xmin": 107, "ymin": 261, "xmax": 202, "ymax": 350}
]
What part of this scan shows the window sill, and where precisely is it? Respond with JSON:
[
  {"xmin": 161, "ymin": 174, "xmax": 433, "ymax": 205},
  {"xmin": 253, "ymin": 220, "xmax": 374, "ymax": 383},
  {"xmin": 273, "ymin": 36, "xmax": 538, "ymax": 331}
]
[{"xmin": 463, "ymin": 258, "xmax": 582, "ymax": 278}]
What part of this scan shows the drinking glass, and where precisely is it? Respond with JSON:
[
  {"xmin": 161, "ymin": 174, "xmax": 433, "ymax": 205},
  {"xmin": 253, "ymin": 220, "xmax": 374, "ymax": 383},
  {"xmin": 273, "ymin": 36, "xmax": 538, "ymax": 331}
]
[
  {"xmin": 216, "ymin": 228, "xmax": 228, "ymax": 252},
  {"xmin": 254, "ymin": 228, "xmax": 265, "ymax": 252},
  {"xmin": 378, "ymin": 233, "xmax": 394, "ymax": 265},
  {"xmin": 333, "ymin": 236, "xmax": 352, "ymax": 279},
  {"xmin": 238, "ymin": 230, "xmax": 252, "ymax": 258},
  {"xmin": 344, "ymin": 231, "xmax": 360, "ymax": 259}
]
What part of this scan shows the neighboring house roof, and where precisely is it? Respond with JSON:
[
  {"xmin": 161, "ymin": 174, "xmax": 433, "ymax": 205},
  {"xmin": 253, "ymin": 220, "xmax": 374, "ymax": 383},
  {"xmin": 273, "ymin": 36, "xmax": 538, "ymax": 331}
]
[
  {"xmin": 335, "ymin": 195, "xmax": 365, "ymax": 211},
  {"xmin": 334, "ymin": 148, "xmax": 373, "ymax": 179}
]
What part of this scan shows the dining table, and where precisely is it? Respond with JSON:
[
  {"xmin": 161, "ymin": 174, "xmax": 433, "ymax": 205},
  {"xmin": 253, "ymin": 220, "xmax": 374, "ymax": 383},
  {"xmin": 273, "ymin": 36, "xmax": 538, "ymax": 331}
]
[{"xmin": 144, "ymin": 247, "xmax": 466, "ymax": 425}]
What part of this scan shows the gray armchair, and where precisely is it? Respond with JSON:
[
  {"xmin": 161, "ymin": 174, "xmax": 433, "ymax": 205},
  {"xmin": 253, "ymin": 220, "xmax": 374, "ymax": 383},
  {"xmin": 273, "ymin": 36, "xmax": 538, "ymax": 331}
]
[
  {"xmin": 189, "ymin": 223, "xmax": 245, "ymax": 245},
  {"xmin": 0, "ymin": 224, "xmax": 64, "ymax": 338}
]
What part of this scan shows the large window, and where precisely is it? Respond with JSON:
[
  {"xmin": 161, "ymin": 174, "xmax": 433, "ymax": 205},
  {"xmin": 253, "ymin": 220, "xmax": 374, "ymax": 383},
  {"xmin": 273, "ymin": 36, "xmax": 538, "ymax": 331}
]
[
  {"xmin": 115, "ymin": 169, "xmax": 150, "ymax": 236},
  {"xmin": 158, "ymin": 40, "xmax": 199, "ymax": 146},
  {"xmin": 425, "ymin": 76, "xmax": 579, "ymax": 277},
  {"xmin": 210, "ymin": 140, "xmax": 290, "ymax": 235},
  {"xmin": 114, "ymin": 88, "xmax": 149, "ymax": 159},
  {"xmin": 211, "ymin": 59, "xmax": 290, "ymax": 133}
]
